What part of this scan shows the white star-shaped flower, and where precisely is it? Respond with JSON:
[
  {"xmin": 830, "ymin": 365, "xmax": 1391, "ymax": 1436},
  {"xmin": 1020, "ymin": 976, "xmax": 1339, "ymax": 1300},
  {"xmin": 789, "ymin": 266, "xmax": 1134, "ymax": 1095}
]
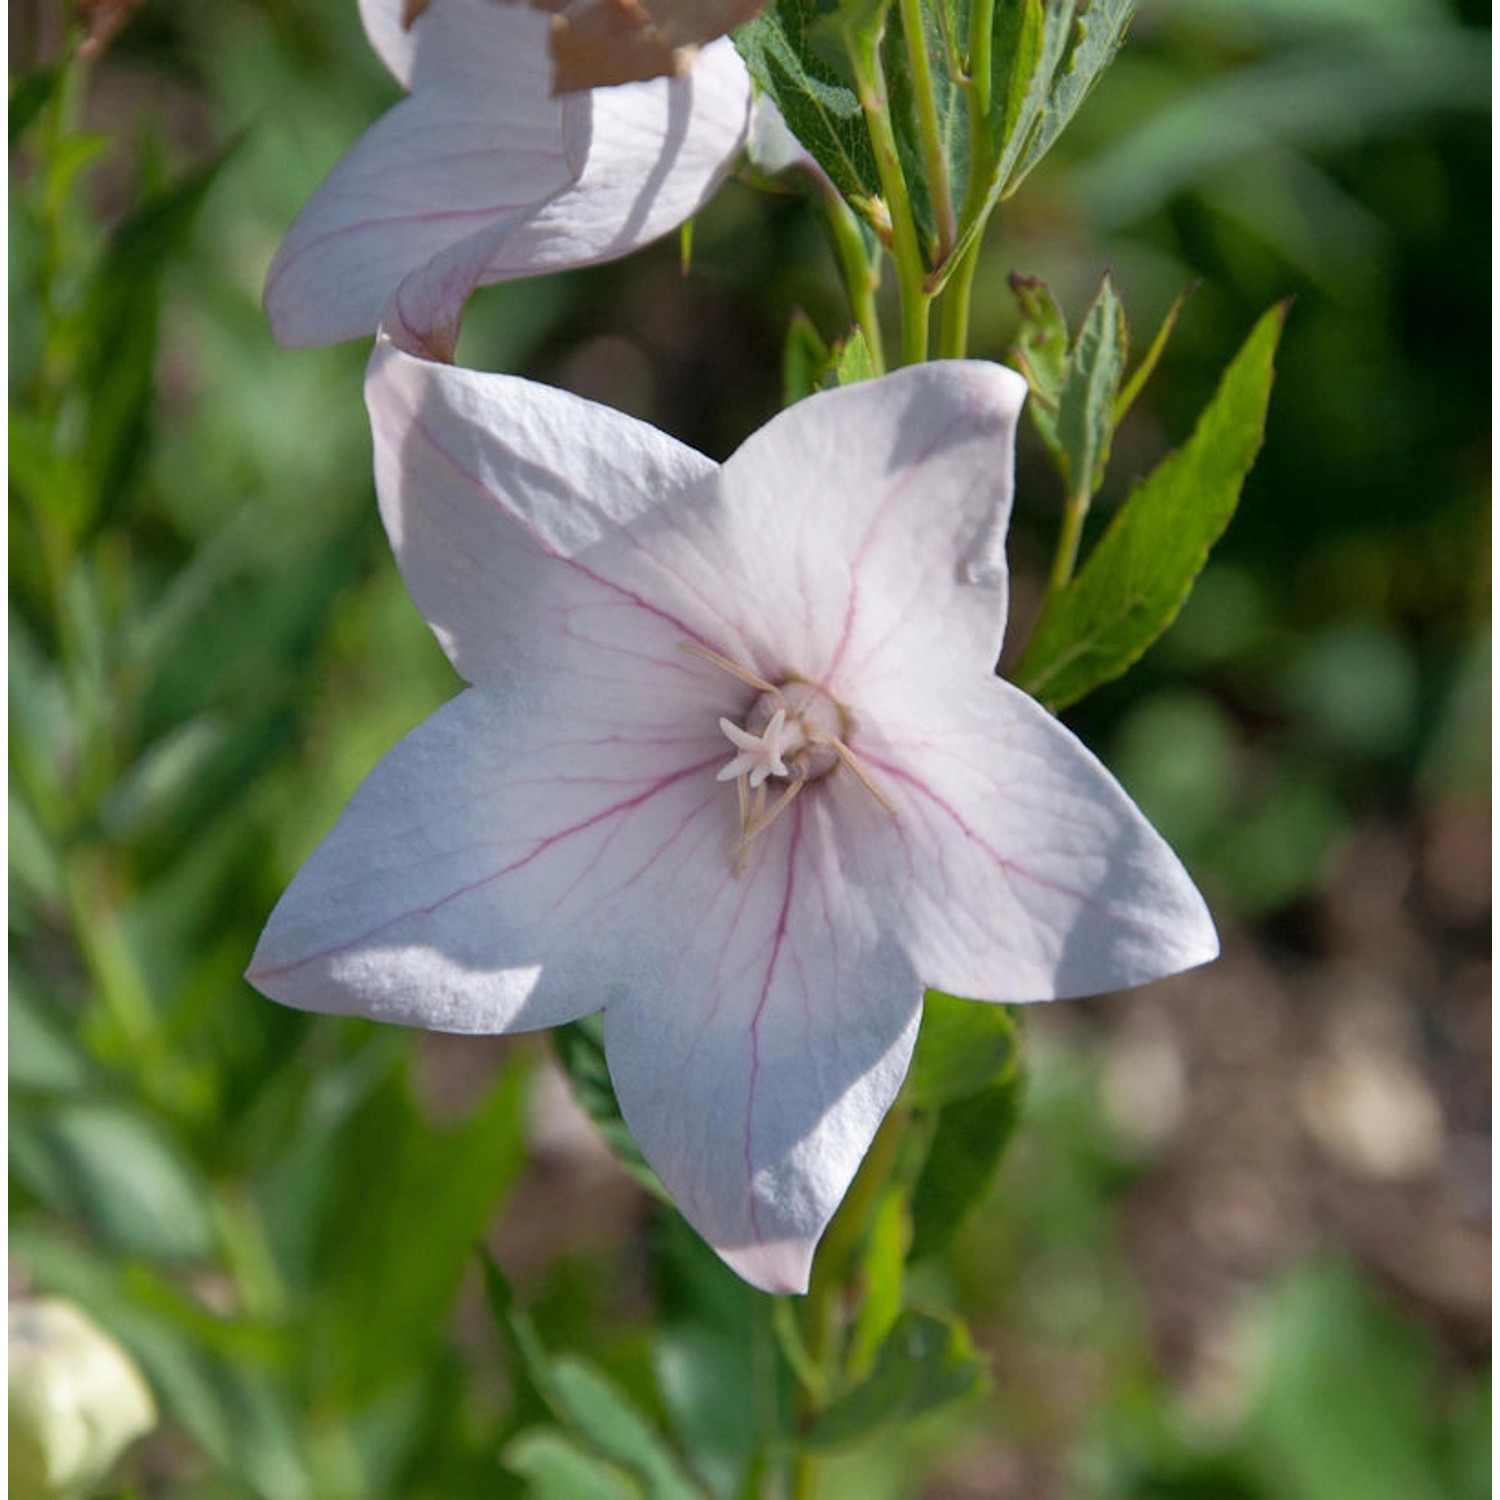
[
  {"xmin": 263, "ymin": 0, "xmax": 752, "ymax": 350},
  {"xmin": 248, "ymin": 331, "xmax": 1219, "ymax": 1294}
]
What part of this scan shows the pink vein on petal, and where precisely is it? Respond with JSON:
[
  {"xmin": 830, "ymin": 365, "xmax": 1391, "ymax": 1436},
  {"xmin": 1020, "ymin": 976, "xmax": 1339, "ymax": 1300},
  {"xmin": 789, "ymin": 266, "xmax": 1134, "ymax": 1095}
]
[
  {"xmin": 824, "ymin": 396, "xmax": 990, "ymax": 684},
  {"xmin": 253, "ymin": 754, "xmax": 721, "ymax": 980},
  {"xmin": 861, "ymin": 752, "xmax": 1180, "ymax": 942},
  {"xmin": 401, "ymin": 408, "xmax": 732, "ymax": 659},
  {"xmin": 742, "ymin": 800, "xmax": 803, "ymax": 1242}
]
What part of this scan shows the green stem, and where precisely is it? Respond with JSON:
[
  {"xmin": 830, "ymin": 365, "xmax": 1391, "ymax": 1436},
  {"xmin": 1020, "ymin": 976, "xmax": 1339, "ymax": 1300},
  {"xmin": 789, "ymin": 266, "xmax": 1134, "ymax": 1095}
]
[
  {"xmin": 967, "ymin": 0, "xmax": 995, "ymax": 121},
  {"xmin": 897, "ymin": 0, "xmax": 956, "ymax": 262},
  {"xmin": 787, "ymin": 1102, "xmax": 911, "ymax": 1499},
  {"xmin": 936, "ymin": 234, "xmax": 982, "ymax": 358},
  {"xmin": 849, "ymin": 31, "xmax": 930, "ymax": 366},
  {"xmin": 817, "ymin": 184, "xmax": 886, "ymax": 374},
  {"xmin": 1047, "ymin": 484, "xmax": 1090, "ymax": 596}
]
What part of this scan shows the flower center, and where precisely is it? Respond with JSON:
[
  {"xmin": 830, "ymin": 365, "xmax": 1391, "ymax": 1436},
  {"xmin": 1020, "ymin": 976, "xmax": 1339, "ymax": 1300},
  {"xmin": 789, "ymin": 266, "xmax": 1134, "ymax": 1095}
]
[
  {"xmin": 718, "ymin": 681, "xmax": 845, "ymax": 790},
  {"xmin": 684, "ymin": 642, "xmax": 894, "ymax": 868}
]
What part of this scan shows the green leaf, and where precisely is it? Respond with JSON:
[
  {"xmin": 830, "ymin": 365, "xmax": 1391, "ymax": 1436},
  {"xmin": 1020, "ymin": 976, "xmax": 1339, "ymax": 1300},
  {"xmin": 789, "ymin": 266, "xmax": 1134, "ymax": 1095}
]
[
  {"xmin": 734, "ymin": 1, "xmax": 882, "ymax": 222},
  {"xmin": 1007, "ymin": 0, "xmax": 1137, "ymax": 193},
  {"xmin": 8, "ymin": 983, "xmax": 91, "ymax": 1096},
  {"xmin": 504, "ymin": 1430, "xmax": 643, "ymax": 1500},
  {"xmin": 845, "ymin": 1188, "xmax": 909, "ymax": 1378},
  {"xmin": 553, "ymin": 1016, "xmax": 667, "ymax": 1198},
  {"xmin": 883, "ymin": 0, "xmax": 969, "ymax": 264},
  {"xmin": 907, "ymin": 992, "xmax": 1019, "ymax": 1108},
  {"xmin": 9, "ymin": 67, "xmax": 59, "ymax": 147},
  {"xmin": 1055, "ymin": 273, "xmax": 1127, "ymax": 496},
  {"xmin": 9, "ymin": 1102, "xmax": 216, "ymax": 1261},
  {"xmin": 307, "ymin": 1056, "xmax": 528, "ymax": 1405},
  {"xmin": 650, "ymin": 1216, "xmax": 791, "ymax": 1500},
  {"xmin": 1014, "ymin": 301, "xmax": 1287, "ymax": 711},
  {"xmin": 1114, "ymin": 281, "xmax": 1195, "ymax": 424},
  {"xmin": 485, "ymin": 1254, "xmax": 707, "ymax": 1500},
  {"xmin": 806, "ymin": 1310, "xmax": 988, "ymax": 1448},
  {"xmin": 830, "ymin": 327, "xmax": 878, "ymax": 387},
  {"xmin": 1242, "ymin": 1260, "xmax": 1453, "ymax": 1500},
  {"xmin": 783, "ymin": 310, "xmax": 833, "ymax": 405},
  {"xmin": 907, "ymin": 1081, "xmax": 1022, "ymax": 1261},
  {"xmin": 1008, "ymin": 272, "xmax": 1070, "ymax": 459},
  {"xmin": 549, "ymin": 1359, "xmax": 706, "ymax": 1500},
  {"xmin": 77, "ymin": 140, "xmax": 239, "ymax": 537}
]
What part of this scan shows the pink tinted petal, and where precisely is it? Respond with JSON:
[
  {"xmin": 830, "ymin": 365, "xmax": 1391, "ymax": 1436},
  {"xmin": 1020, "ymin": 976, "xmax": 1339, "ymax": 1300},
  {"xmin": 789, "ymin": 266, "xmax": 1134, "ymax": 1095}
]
[
  {"xmin": 602, "ymin": 798, "xmax": 923, "ymax": 1294},
  {"xmin": 248, "ymin": 687, "xmax": 738, "ymax": 1032},
  {"xmin": 358, "ymin": 0, "xmax": 419, "ymax": 86},
  {"xmin": 384, "ymin": 41, "xmax": 752, "ymax": 341},
  {"xmin": 844, "ymin": 674, "xmax": 1219, "ymax": 1002},
  {"xmin": 700, "ymin": 361, "xmax": 1026, "ymax": 690},
  {"xmin": 366, "ymin": 334, "xmax": 750, "ymax": 689},
  {"xmin": 265, "ymin": 6, "xmax": 569, "ymax": 348}
]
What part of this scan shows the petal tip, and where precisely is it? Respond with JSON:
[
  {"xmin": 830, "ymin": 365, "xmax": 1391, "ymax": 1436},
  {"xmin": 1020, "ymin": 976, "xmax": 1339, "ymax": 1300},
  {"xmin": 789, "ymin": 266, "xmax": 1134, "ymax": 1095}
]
[{"xmin": 716, "ymin": 1236, "xmax": 815, "ymax": 1297}]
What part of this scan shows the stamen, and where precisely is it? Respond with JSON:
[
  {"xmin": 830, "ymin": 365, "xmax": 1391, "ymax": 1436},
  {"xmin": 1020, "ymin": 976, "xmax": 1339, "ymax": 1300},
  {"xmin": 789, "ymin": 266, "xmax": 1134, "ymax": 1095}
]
[
  {"xmin": 733, "ymin": 771, "xmax": 808, "ymax": 861},
  {"xmin": 828, "ymin": 737, "xmax": 897, "ymax": 816},
  {"xmin": 682, "ymin": 640, "xmax": 778, "ymax": 694}
]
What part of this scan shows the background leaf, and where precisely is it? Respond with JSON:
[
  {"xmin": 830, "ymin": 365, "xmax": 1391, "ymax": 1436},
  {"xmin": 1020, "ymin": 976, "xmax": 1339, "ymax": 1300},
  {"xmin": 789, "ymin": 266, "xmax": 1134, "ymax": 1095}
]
[{"xmin": 1015, "ymin": 301, "xmax": 1287, "ymax": 709}]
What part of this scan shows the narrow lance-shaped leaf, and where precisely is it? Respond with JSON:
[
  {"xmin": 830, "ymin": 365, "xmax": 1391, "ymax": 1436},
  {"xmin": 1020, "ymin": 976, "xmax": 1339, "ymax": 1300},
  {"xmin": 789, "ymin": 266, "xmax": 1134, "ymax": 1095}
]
[
  {"xmin": 1055, "ymin": 273, "xmax": 1127, "ymax": 497},
  {"xmin": 1114, "ymin": 279, "xmax": 1196, "ymax": 424},
  {"xmin": 1014, "ymin": 301, "xmax": 1288, "ymax": 711}
]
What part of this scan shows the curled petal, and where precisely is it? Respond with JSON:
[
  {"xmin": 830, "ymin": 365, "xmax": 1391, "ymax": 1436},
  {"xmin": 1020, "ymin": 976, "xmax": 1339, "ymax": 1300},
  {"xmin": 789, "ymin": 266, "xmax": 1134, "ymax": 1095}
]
[{"xmin": 266, "ymin": 0, "xmax": 751, "ymax": 348}]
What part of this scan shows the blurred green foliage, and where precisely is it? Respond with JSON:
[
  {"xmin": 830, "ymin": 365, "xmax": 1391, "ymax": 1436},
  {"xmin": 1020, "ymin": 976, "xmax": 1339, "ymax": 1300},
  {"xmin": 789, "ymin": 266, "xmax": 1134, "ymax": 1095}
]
[{"xmin": 9, "ymin": 0, "xmax": 1487, "ymax": 1495}]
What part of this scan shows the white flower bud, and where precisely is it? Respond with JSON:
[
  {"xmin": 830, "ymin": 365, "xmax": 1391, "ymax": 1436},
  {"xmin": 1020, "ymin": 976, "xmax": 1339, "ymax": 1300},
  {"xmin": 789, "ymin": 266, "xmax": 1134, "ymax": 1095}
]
[{"xmin": 9, "ymin": 1299, "xmax": 156, "ymax": 1500}]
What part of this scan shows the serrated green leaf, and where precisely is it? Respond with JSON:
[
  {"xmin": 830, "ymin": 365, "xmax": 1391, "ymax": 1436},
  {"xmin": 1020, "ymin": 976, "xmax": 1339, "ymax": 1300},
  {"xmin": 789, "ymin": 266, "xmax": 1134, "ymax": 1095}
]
[
  {"xmin": 908, "ymin": 1080, "xmax": 1023, "ymax": 1261},
  {"xmin": 1007, "ymin": 0, "xmax": 1136, "ymax": 192},
  {"xmin": 1014, "ymin": 302, "xmax": 1286, "ymax": 710},
  {"xmin": 1055, "ymin": 273, "xmax": 1127, "ymax": 496},
  {"xmin": 806, "ymin": 1310, "xmax": 988, "ymax": 1448},
  {"xmin": 553, "ymin": 1016, "xmax": 667, "ymax": 1198},
  {"xmin": 908, "ymin": 992, "xmax": 1019, "ymax": 1108},
  {"xmin": 883, "ymin": 0, "xmax": 968, "ymax": 264},
  {"xmin": 734, "ymin": 2, "xmax": 882, "ymax": 219},
  {"xmin": 1009, "ymin": 272, "xmax": 1070, "ymax": 460}
]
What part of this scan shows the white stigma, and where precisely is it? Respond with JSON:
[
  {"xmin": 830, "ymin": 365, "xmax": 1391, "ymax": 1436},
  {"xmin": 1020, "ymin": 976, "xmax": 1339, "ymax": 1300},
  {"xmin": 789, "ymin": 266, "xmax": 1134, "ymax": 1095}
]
[
  {"xmin": 684, "ymin": 642, "xmax": 896, "ymax": 870},
  {"xmin": 717, "ymin": 708, "xmax": 806, "ymax": 788}
]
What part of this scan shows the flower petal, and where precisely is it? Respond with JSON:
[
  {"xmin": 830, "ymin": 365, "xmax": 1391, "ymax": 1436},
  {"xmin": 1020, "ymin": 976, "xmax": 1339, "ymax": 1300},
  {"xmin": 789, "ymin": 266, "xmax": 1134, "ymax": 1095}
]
[
  {"xmin": 266, "ymin": 2, "xmax": 575, "ymax": 348},
  {"xmin": 384, "ymin": 39, "xmax": 753, "ymax": 348},
  {"xmin": 267, "ymin": 1, "xmax": 750, "ymax": 348},
  {"xmin": 846, "ymin": 673, "xmax": 1220, "ymax": 1002},
  {"xmin": 698, "ymin": 361, "xmax": 1027, "ymax": 690},
  {"xmin": 248, "ymin": 686, "xmax": 742, "ymax": 1033},
  {"xmin": 602, "ymin": 798, "xmax": 922, "ymax": 1294},
  {"xmin": 364, "ymin": 333, "xmax": 747, "ymax": 690},
  {"xmin": 358, "ymin": 0, "xmax": 420, "ymax": 87}
]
